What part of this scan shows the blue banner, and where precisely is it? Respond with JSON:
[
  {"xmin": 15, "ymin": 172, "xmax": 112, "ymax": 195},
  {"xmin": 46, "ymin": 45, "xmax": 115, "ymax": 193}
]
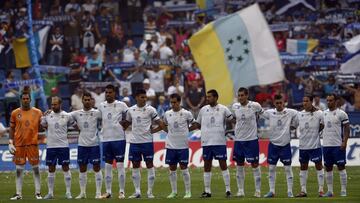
[
  {"xmin": 349, "ymin": 112, "xmax": 360, "ymax": 138},
  {"xmin": 104, "ymin": 62, "xmax": 136, "ymax": 71},
  {"xmin": 3, "ymin": 79, "xmax": 43, "ymax": 90}
]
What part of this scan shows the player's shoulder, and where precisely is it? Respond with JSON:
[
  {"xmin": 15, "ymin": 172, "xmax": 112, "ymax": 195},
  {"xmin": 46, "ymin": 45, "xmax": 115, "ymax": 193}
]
[
  {"xmin": 232, "ymin": 102, "xmax": 240, "ymax": 109},
  {"xmin": 145, "ymin": 104, "xmax": 157, "ymax": 112},
  {"xmin": 285, "ymin": 108, "xmax": 298, "ymax": 114},
  {"xmin": 249, "ymin": 101, "xmax": 261, "ymax": 108},
  {"xmin": 11, "ymin": 108, "xmax": 22, "ymax": 115},
  {"xmin": 31, "ymin": 107, "xmax": 43, "ymax": 115}
]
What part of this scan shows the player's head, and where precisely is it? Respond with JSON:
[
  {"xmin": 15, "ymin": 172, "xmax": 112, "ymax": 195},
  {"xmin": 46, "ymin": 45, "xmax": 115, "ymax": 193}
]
[
  {"xmin": 82, "ymin": 92, "xmax": 92, "ymax": 110},
  {"xmin": 326, "ymin": 93, "xmax": 337, "ymax": 110},
  {"xmin": 105, "ymin": 84, "xmax": 116, "ymax": 103},
  {"xmin": 274, "ymin": 94, "xmax": 284, "ymax": 111},
  {"xmin": 206, "ymin": 89, "xmax": 218, "ymax": 106},
  {"xmin": 20, "ymin": 91, "xmax": 31, "ymax": 109},
  {"xmin": 170, "ymin": 93, "xmax": 181, "ymax": 111},
  {"xmin": 135, "ymin": 89, "xmax": 147, "ymax": 107},
  {"xmin": 302, "ymin": 95, "xmax": 313, "ymax": 111},
  {"xmin": 237, "ymin": 87, "xmax": 249, "ymax": 105},
  {"xmin": 51, "ymin": 96, "xmax": 62, "ymax": 113}
]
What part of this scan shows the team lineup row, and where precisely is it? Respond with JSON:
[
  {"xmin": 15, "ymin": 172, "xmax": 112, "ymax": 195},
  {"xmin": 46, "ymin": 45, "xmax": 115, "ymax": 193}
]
[{"xmin": 7, "ymin": 85, "xmax": 350, "ymax": 200}]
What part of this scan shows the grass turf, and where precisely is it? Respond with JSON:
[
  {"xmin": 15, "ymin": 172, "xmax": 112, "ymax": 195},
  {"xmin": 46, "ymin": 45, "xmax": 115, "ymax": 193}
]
[{"xmin": 0, "ymin": 166, "xmax": 359, "ymax": 203}]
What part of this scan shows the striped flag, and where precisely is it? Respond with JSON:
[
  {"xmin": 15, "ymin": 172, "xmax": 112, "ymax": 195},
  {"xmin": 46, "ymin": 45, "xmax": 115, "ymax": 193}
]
[
  {"xmin": 189, "ymin": 4, "xmax": 284, "ymax": 105},
  {"xmin": 286, "ymin": 39, "xmax": 319, "ymax": 54}
]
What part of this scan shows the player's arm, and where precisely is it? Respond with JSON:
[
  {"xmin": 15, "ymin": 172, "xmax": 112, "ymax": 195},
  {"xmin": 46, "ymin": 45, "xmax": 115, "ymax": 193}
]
[
  {"xmin": 120, "ymin": 120, "xmax": 131, "ymax": 130},
  {"xmin": 8, "ymin": 113, "xmax": 16, "ymax": 154},
  {"xmin": 151, "ymin": 119, "xmax": 165, "ymax": 134},
  {"xmin": 341, "ymin": 122, "xmax": 350, "ymax": 150}
]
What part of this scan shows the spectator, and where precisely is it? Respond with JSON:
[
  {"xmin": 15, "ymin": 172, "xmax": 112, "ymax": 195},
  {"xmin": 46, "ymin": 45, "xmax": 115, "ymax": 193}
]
[
  {"xmin": 48, "ymin": 26, "xmax": 64, "ymax": 66},
  {"xmin": 144, "ymin": 14, "xmax": 157, "ymax": 36},
  {"xmin": 156, "ymin": 95, "xmax": 169, "ymax": 118},
  {"xmin": 86, "ymin": 51, "xmax": 103, "ymax": 81},
  {"xmin": 119, "ymin": 87, "xmax": 135, "ymax": 106},
  {"xmin": 159, "ymin": 38, "xmax": 174, "ymax": 60},
  {"xmin": 89, "ymin": 87, "xmax": 105, "ymax": 108},
  {"xmin": 127, "ymin": 0, "xmax": 142, "ymax": 22},
  {"xmin": 122, "ymin": 39, "xmax": 137, "ymax": 63},
  {"xmin": 81, "ymin": 11, "xmax": 96, "ymax": 52},
  {"xmin": 185, "ymin": 80, "xmax": 205, "ymax": 117},
  {"xmin": 323, "ymin": 75, "xmax": 338, "ymax": 95},
  {"xmin": 139, "ymin": 34, "xmax": 159, "ymax": 53},
  {"xmin": 64, "ymin": 9, "xmax": 81, "ymax": 52},
  {"xmin": 94, "ymin": 37, "xmax": 107, "ymax": 63},
  {"xmin": 71, "ymin": 87, "xmax": 83, "ymax": 111},
  {"xmin": 167, "ymin": 76, "xmax": 184, "ymax": 97},
  {"xmin": 313, "ymin": 93, "xmax": 327, "ymax": 111},
  {"xmin": 68, "ymin": 52, "xmax": 83, "ymax": 90},
  {"xmin": 146, "ymin": 65, "xmax": 166, "ymax": 96},
  {"xmin": 140, "ymin": 43, "xmax": 155, "ymax": 62},
  {"xmin": 343, "ymin": 84, "xmax": 360, "ymax": 111},
  {"xmin": 143, "ymin": 78, "xmax": 156, "ymax": 106},
  {"xmin": 81, "ymin": 0, "xmax": 97, "ymax": 15},
  {"xmin": 65, "ymin": 0, "xmax": 81, "ymax": 13},
  {"xmin": 288, "ymin": 76, "xmax": 305, "ymax": 109},
  {"xmin": 95, "ymin": 7, "xmax": 112, "ymax": 39}
]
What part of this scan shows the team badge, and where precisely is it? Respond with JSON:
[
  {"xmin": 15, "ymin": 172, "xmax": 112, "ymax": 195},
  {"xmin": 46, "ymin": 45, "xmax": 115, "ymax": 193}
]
[
  {"xmin": 25, "ymin": 120, "xmax": 30, "ymax": 127},
  {"xmin": 55, "ymin": 123, "xmax": 60, "ymax": 129},
  {"xmin": 84, "ymin": 122, "xmax": 89, "ymax": 128},
  {"xmin": 17, "ymin": 114, "xmax": 22, "ymax": 119},
  {"xmin": 107, "ymin": 113, "xmax": 112, "ymax": 119}
]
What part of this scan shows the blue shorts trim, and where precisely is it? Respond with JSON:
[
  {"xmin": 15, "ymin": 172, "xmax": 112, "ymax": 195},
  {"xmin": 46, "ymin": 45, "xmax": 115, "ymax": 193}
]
[
  {"xmin": 267, "ymin": 143, "xmax": 292, "ymax": 165},
  {"xmin": 129, "ymin": 143, "xmax": 154, "ymax": 162},
  {"xmin": 233, "ymin": 139, "xmax": 259, "ymax": 164},
  {"xmin": 299, "ymin": 148, "xmax": 322, "ymax": 164},
  {"xmin": 323, "ymin": 146, "xmax": 346, "ymax": 167},
  {"xmin": 77, "ymin": 146, "xmax": 101, "ymax": 165},
  {"xmin": 46, "ymin": 147, "xmax": 70, "ymax": 166},
  {"xmin": 102, "ymin": 140, "xmax": 126, "ymax": 162},
  {"xmin": 202, "ymin": 145, "xmax": 227, "ymax": 161},
  {"xmin": 165, "ymin": 148, "xmax": 189, "ymax": 165}
]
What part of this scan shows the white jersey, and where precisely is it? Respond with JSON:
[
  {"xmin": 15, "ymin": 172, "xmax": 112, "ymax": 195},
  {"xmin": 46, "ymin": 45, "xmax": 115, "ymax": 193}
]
[
  {"xmin": 126, "ymin": 104, "xmax": 160, "ymax": 143},
  {"xmin": 41, "ymin": 111, "xmax": 75, "ymax": 148},
  {"xmin": 297, "ymin": 110, "xmax": 323, "ymax": 149},
  {"xmin": 232, "ymin": 101, "xmax": 263, "ymax": 141},
  {"xmin": 164, "ymin": 108, "xmax": 194, "ymax": 149},
  {"xmin": 98, "ymin": 100, "xmax": 128, "ymax": 142},
  {"xmin": 262, "ymin": 108, "xmax": 298, "ymax": 146},
  {"xmin": 323, "ymin": 108, "xmax": 349, "ymax": 147},
  {"xmin": 71, "ymin": 109, "xmax": 102, "ymax": 147},
  {"xmin": 196, "ymin": 104, "xmax": 233, "ymax": 146}
]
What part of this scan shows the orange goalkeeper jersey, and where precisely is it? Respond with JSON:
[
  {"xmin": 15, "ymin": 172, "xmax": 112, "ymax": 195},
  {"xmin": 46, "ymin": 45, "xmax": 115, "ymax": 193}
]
[{"xmin": 10, "ymin": 107, "xmax": 42, "ymax": 147}]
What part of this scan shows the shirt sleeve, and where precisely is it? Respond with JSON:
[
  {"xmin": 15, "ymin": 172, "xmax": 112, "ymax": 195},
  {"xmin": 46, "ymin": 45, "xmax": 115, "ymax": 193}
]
[
  {"xmin": 40, "ymin": 115, "xmax": 47, "ymax": 127},
  {"xmin": 187, "ymin": 111, "xmax": 195, "ymax": 123},
  {"xmin": 195, "ymin": 108, "xmax": 203, "ymax": 124},
  {"xmin": 339, "ymin": 110, "xmax": 349, "ymax": 124},
  {"xmin": 10, "ymin": 111, "xmax": 16, "ymax": 128},
  {"xmin": 255, "ymin": 102, "xmax": 264, "ymax": 114},
  {"xmin": 224, "ymin": 106, "xmax": 234, "ymax": 121},
  {"xmin": 125, "ymin": 109, "xmax": 132, "ymax": 122},
  {"xmin": 318, "ymin": 111, "xmax": 324, "ymax": 125},
  {"xmin": 150, "ymin": 107, "xmax": 160, "ymax": 121}
]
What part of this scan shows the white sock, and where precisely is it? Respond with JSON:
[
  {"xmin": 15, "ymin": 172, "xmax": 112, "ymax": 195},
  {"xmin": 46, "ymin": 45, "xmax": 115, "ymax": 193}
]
[
  {"xmin": 116, "ymin": 162, "xmax": 125, "ymax": 193},
  {"xmin": 16, "ymin": 165, "xmax": 24, "ymax": 196},
  {"xmin": 236, "ymin": 166, "xmax": 245, "ymax": 193},
  {"xmin": 104, "ymin": 163, "xmax": 113, "ymax": 194},
  {"xmin": 32, "ymin": 165, "xmax": 41, "ymax": 194},
  {"xmin": 269, "ymin": 165, "xmax": 276, "ymax": 193},
  {"xmin": 63, "ymin": 171, "xmax": 71, "ymax": 194},
  {"xmin": 47, "ymin": 172, "xmax": 55, "ymax": 195},
  {"xmin": 339, "ymin": 169, "xmax": 347, "ymax": 193},
  {"xmin": 316, "ymin": 169, "xmax": 324, "ymax": 192},
  {"xmin": 181, "ymin": 169, "xmax": 191, "ymax": 193},
  {"xmin": 79, "ymin": 172, "xmax": 87, "ymax": 194},
  {"xmin": 222, "ymin": 169, "xmax": 231, "ymax": 192},
  {"xmin": 253, "ymin": 166, "xmax": 261, "ymax": 193},
  {"xmin": 95, "ymin": 171, "xmax": 103, "ymax": 196},
  {"xmin": 284, "ymin": 165, "xmax": 293, "ymax": 193},
  {"xmin": 325, "ymin": 171, "xmax": 333, "ymax": 193},
  {"xmin": 169, "ymin": 170, "xmax": 177, "ymax": 193},
  {"xmin": 147, "ymin": 167, "xmax": 155, "ymax": 194},
  {"xmin": 204, "ymin": 172, "xmax": 212, "ymax": 193},
  {"xmin": 299, "ymin": 170, "xmax": 308, "ymax": 193},
  {"xmin": 132, "ymin": 168, "xmax": 141, "ymax": 194}
]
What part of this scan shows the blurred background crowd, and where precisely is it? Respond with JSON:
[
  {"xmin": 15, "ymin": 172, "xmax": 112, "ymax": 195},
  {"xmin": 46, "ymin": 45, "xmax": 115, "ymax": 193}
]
[{"xmin": 0, "ymin": 0, "xmax": 359, "ymax": 128}]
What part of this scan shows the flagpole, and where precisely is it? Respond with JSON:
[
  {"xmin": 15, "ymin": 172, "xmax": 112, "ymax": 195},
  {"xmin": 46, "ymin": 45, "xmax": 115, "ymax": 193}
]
[{"xmin": 27, "ymin": 0, "xmax": 48, "ymax": 110}]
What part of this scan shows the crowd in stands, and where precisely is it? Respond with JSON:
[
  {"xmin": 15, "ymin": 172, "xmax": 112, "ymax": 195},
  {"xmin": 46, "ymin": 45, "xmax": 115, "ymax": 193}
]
[{"xmin": 0, "ymin": 0, "xmax": 359, "ymax": 127}]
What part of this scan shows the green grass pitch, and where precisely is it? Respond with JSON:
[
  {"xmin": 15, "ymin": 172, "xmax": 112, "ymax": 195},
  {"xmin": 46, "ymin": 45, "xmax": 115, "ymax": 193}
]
[{"xmin": 0, "ymin": 166, "xmax": 359, "ymax": 203}]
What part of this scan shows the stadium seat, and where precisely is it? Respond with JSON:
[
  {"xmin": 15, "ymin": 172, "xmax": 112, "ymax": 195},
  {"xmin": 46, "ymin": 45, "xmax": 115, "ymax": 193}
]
[{"xmin": 130, "ymin": 22, "xmax": 144, "ymax": 36}]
